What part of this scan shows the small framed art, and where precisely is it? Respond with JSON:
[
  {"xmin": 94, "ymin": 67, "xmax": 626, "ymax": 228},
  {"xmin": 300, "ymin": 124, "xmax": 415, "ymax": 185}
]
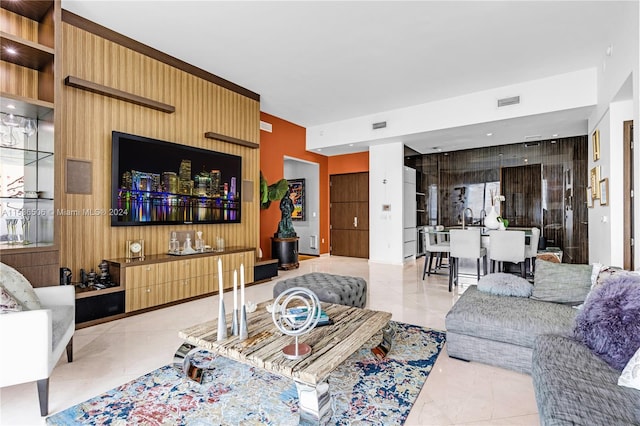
[
  {"xmin": 590, "ymin": 166, "xmax": 601, "ymax": 199},
  {"xmin": 288, "ymin": 178, "xmax": 305, "ymax": 221},
  {"xmin": 586, "ymin": 187, "xmax": 594, "ymax": 208},
  {"xmin": 599, "ymin": 178, "xmax": 609, "ymax": 206},
  {"xmin": 592, "ymin": 129, "xmax": 600, "ymax": 161}
]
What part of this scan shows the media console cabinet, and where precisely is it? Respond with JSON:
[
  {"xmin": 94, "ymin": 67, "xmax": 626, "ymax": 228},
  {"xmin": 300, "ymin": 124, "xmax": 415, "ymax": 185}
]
[{"xmin": 75, "ymin": 247, "xmax": 255, "ymax": 328}]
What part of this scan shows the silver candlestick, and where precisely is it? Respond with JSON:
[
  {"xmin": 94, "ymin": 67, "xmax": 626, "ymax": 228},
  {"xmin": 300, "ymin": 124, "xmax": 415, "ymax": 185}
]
[
  {"xmin": 239, "ymin": 304, "xmax": 248, "ymax": 340},
  {"xmin": 217, "ymin": 297, "xmax": 228, "ymax": 341},
  {"xmin": 231, "ymin": 308, "xmax": 239, "ymax": 336}
]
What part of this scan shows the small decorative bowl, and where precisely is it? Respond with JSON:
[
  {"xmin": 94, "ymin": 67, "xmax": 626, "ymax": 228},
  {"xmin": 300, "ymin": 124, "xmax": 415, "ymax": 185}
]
[
  {"xmin": 266, "ymin": 303, "xmax": 280, "ymax": 313},
  {"xmin": 246, "ymin": 301, "xmax": 257, "ymax": 313}
]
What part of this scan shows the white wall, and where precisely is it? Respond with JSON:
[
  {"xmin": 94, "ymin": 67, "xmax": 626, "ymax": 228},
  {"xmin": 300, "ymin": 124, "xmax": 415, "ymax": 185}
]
[
  {"xmin": 587, "ymin": 1, "xmax": 639, "ymax": 267},
  {"xmin": 284, "ymin": 157, "xmax": 320, "ymax": 255},
  {"xmin": 307, "ymin": 69, "xmax": 597, "ymax": 150},
  {"xmin": 369, "ymin": 143, "xmax": 405, "ymax": 264}
]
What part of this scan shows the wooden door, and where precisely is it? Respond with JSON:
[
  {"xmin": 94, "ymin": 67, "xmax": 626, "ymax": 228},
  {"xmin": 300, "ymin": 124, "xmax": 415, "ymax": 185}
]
[{"xmin": 330, "ymin": 173, "xmax": 369, "ymax": 258}]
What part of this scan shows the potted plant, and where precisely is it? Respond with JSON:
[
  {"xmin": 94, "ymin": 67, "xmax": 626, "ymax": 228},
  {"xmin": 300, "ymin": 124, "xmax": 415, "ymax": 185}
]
[
  {"xmin": 497, "ymin": 216, "xmax": 509, "ymax": 230},
  {"xmin": 259, "ymin": 172, "xmax": 289, "ymax": 210}
]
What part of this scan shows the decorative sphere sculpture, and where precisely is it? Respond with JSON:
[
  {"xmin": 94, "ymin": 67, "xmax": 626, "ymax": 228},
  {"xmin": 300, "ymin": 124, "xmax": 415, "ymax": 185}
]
[{"xmin": 272, "ymin": 287, "xmax": 321, "ymax": 359}]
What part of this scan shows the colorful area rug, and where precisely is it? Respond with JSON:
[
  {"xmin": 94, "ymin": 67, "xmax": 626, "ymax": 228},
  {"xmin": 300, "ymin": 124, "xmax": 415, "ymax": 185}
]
[{"xmin": 47, "ymin": 322, "xmax": 445, "ymax": 425}]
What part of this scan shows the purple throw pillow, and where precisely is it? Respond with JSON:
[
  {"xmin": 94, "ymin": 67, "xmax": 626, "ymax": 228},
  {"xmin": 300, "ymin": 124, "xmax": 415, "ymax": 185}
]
[{"xmin": 574, "ymin": 274, "xmax": 640, "ymax": 370}]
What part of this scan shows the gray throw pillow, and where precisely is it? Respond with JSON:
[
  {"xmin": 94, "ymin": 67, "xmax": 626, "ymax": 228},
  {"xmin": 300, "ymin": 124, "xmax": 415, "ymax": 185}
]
[
  {"xmin": 531, "ymin": 260, "xmax": 592, "ymax": 305},
  {"xmin": 477, "ymin": 273, "xmax": 533, "ymax": 297}
]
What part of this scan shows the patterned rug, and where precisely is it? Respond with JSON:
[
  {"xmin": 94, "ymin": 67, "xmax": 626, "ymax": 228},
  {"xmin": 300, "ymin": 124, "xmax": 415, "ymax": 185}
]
[{"xmin": 47, "ymin": 322, "xmax": 445, "ymax": 425}]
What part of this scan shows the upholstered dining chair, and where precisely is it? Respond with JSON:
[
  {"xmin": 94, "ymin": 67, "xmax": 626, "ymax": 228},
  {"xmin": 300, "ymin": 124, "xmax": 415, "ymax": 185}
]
[
  {"xmin": 449, "ymin": 228, "xmax": 487, "ymax": 291},
  {"xmin": 422, "ymin": 228, "xmax": 450, "ymax": 279},
  {"xmin": 489, "ymin": 230, "xmax": 526, "ymax": 277},
  {"xmin": 525, "ymin": 227, "xmax": 541, "ymax": 275}
]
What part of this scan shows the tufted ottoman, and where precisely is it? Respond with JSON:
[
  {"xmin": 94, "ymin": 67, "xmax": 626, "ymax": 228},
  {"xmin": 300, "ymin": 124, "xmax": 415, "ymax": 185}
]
[{"xmin": 273, "ymin": 273, "xmax": 367, "ymax": 308}]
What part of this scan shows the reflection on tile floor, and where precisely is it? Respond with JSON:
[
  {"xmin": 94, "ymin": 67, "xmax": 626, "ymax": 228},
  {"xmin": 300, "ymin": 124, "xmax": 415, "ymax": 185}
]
[{"xmin": 0, "ymin": 256, "xmax": 539, "ymax": 425}]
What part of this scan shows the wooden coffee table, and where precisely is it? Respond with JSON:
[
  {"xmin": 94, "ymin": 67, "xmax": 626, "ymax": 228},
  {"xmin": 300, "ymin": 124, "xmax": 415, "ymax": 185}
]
[{"xmin": 179, "ymin": 301, "xmax": 392, "ymax": 423}]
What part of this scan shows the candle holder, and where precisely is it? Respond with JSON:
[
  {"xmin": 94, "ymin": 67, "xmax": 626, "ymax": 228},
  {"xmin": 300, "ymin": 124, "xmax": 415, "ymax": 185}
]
[
  {"xmin": 239, "ymin": 304, "xmax": 249, "ymax": 340},
  {"xmin": 231, "ymin": 308, "xmax": 239, "ymax": 336},
  {"xmin": 217, "ymin": 297, "xmax": 228, "ymax": 341}
]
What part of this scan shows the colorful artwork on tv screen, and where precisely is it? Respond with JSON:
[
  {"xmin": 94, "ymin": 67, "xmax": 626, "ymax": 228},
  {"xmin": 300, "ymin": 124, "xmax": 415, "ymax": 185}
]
[{"xmin": 111, "ymin": 131, "xmax": 242, "ymax": 226}]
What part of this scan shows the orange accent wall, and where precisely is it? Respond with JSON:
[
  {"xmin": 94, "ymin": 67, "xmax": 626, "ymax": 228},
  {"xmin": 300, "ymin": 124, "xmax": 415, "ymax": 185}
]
[
  {"xmin": 328, "ymin": 152, "xmax": 369, "ymax": 175},
  {"xmin": 260, "ymin": 112, "xmax": 370, "ymax": 259},
  {"xmin": 259, "ymin": 112, "xmax": 329, "ymax": 257}
]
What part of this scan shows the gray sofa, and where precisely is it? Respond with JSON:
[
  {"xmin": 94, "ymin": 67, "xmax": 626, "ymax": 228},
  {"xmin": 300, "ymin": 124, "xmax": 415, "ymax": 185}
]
[
  {"xmin": 533, "ymin": 334, "xmax": 640, "ymax": 425},
  {"xmin": 445, "ymin": 285, "xmax": 576, "ymax": 374},
  {"xmin": 445, "ymin": 265, "xmax": 640, "ymax": 425}
]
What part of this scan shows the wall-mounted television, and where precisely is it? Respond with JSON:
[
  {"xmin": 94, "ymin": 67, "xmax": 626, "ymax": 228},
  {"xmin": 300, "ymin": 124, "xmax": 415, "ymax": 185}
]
[{"xmin": 111, "ymin": 131, "xmax": 242, "ymax": 226}]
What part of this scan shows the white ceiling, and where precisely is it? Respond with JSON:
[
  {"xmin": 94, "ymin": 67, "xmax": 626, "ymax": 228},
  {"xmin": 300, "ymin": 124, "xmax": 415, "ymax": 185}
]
[{"xmin": 61, "ymin": 1, "xmax": 628, "ymax": 155}]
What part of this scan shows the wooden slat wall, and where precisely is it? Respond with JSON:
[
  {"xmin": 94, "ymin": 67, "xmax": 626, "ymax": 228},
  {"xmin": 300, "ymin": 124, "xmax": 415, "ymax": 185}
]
[
  {"xmin": 0, "ymin": 8, "xmax": 39, "ymax": 42},
  {"xmin": 0, "ymin": 61, "xmax": 38, "ymax": 98},
  {"xmin": 58, "ymin": 22, "xmax": 260, "ymax": 274}
]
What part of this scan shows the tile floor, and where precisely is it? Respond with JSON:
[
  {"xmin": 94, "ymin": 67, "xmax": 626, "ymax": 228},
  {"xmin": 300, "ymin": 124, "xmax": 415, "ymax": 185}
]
[{"xmin": 0, "ymin": 256, "xmax": 539, "ymax": 425}]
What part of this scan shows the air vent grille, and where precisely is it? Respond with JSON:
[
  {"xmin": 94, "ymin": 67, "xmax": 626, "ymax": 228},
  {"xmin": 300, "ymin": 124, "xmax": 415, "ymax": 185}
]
[
  {"xmin": 497, "ymin": 96, "xmax": 520, "ymax": 107},
  {"xmin": 372, "ymin": 121, "xmax": 387, "ymax": 130},
  {"xmin": 259, "ymin": 120, "xmax": 272, "ymax": 132}
]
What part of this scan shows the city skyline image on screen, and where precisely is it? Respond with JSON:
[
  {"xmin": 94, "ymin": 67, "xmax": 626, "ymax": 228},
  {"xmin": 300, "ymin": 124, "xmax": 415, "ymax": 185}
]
[{"xmin": 111, "ymin": 131, "xmax": 242, "ymax": 226}]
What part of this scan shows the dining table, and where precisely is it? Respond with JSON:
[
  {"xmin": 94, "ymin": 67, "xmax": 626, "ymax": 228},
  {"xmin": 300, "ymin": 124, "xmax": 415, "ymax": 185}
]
[{"xmin": 426, "ymin": 227, "xmax": 535, "ymax": 274}]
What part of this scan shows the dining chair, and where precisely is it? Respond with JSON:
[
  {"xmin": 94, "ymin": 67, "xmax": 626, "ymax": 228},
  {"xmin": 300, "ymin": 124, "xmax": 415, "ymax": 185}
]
[
  {"xmin": 525, "ymin": 227, "xmax": 541, "ymax": 275},
  {"xmin": 422, "ymin": 228, "xmax": 450, "ymax": 279},
  {"xmin": 489, "ymin": 230, "xmax": 526, "ymax": 277},
  {"xmin": 435, "ymin": 225, "xmax": 448, "ymax": 244},
  {"xmin": 449, "ymin": 228, "xmax": 487, "ymax": 291}
]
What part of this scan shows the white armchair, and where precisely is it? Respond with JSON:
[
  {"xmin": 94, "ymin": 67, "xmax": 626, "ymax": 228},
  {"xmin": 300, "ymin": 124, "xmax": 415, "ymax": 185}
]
[{"xmin": 0, "ymin": 285, "xmax": 75, "ymax": 416}]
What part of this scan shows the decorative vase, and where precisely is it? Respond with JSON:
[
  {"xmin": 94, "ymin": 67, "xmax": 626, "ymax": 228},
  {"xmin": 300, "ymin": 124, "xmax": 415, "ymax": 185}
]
[{"xmin": 485, "ymin": 206, "xmax": 500, "ymax": 230}]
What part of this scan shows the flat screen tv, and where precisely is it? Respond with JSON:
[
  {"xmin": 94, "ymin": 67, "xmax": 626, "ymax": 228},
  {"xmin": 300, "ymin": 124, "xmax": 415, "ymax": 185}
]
[{"xmin": 111, "ymin": 131, "xmax": 242, "ymax": 226}]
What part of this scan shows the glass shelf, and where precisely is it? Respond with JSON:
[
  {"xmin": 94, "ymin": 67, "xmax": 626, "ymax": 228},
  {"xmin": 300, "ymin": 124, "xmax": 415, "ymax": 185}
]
[
  {"xmin": 0, "ymin": 196, "xmax": 54, "ymax": 201},
  {"xmin": 1, "ymin": 146, "xmax": 53, "ymax": 165}
]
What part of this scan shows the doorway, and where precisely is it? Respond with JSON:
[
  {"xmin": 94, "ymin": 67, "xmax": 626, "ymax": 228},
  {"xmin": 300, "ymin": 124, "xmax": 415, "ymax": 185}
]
[
  {"xmin": 330, "ymin": 172, "xmax": 369, "ymax": 258},
  {"xmin": 284, "ymin": 157, "xmax": 320, "ymax": 256}
]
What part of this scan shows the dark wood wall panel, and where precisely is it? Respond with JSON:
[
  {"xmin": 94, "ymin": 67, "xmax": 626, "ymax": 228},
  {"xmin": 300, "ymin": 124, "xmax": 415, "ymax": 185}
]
[
  {"xmin": 502, "ymin": 164, "xmax": 542, "ymax": 228},
  {"xmin": 407, "ymin": 136, "xmax": 588, "ymax": 263}
]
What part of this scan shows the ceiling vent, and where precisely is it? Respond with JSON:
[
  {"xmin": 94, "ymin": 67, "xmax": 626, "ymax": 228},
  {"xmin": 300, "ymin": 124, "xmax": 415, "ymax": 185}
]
[
  {"xmin": 497, "ymin": 96, "xmax": 520, "ymax": 107},
  {"xmin": 259, "ymin": 120, "xmax": 272, "ymax": 133},
  {"xmin": 372, "ymin": 121, "xmax": 387, "ymax": 130}
]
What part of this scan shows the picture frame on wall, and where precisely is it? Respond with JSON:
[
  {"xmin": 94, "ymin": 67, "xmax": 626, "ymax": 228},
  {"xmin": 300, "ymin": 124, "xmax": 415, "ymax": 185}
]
[
  {"xmin": 288, "ymin": 178, "xmax": 305, "ymax": 221},
  {"xmin": 587, "ymin": 187, "xmax": 594, "ymax": 208},
  {"xmin": 590, "ymin": 166, "xmax": 601, "ymax": 199},
  {"xmin": 599, "ymin": 178, "xmax": 609, "ymax": 206},
  {"xmin": 592, "ymin": 129, "xmax": 600, "ymax": 161}
]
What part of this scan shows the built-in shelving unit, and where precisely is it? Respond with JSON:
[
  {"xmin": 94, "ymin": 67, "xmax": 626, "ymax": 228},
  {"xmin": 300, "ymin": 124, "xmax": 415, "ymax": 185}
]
[
  {"xmin": 75, "ymin": 248, "xmax": 255, "ymax": 328},
  {"xmin": 0, "ymin": 0, "xmax": 59, "ymax": 286},
  {"xmin": 0, "ymin": 31, "xmax": 54, "ymax": 69}
]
